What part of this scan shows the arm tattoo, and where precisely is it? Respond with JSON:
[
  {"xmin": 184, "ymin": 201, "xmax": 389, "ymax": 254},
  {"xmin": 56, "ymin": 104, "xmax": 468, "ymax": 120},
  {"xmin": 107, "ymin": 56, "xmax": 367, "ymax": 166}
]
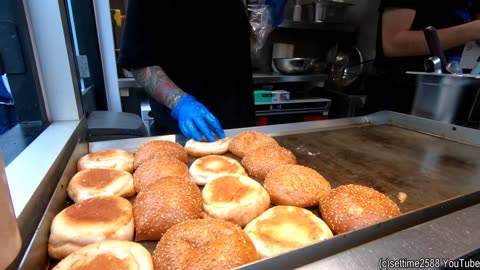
[{"xmin": 131, "ymin": 66, "xmax": 187, "ymax": 109}]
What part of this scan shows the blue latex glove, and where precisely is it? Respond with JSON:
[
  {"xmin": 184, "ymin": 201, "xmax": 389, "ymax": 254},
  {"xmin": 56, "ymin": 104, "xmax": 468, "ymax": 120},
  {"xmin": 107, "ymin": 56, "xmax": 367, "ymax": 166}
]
[
  {"xmin": 266, "ymin": 0, "xmax": 286, "ymax": 27},
  {"xmin": 171, "ymin": 95, "xmax": 226, "ymax": 142}
]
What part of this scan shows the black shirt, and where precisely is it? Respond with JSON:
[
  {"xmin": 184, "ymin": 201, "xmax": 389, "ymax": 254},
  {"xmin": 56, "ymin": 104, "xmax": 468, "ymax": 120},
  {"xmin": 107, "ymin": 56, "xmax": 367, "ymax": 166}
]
[
  {"xmin": 365, "ymin": 0, "xmax": 480, "ymax": 114},
  {"xmin": 118, "ymin": 0, "xmax": 256, "ymax": 133},
  {"xmin": 375, "ymin": 0, "xmax": 480, "ymax": 74}
]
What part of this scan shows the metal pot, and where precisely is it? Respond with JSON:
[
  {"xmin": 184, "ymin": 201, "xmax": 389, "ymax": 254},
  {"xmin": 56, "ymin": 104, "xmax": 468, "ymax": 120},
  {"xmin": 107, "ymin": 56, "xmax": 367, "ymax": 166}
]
[{"xmin": 273, "ymin": 57, "xmax": 317, "ymax": 75}]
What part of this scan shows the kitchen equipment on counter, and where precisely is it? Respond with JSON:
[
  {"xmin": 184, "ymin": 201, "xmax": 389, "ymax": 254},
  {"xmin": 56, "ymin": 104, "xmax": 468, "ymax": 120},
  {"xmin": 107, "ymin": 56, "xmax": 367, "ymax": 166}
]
[
  {"xmin": 424, "ymin": 26, "xmax": 448, "ymax": 73},
  {"xmin": 0, "ymin": 152, "xmax": 22, "ymax": 269},
  {"xmin": 326, "ymin": 46, "xmax": 366, "ymax": 90},
  {"xmin": 313, "ymin": 0, "xmax": 352, "ymax": 23},
  {"xmin": 273, "ymin": 57, "xmax": 317, "ymax": 74},
  {"xmin": 286, "ymin": 0, "xmax": 352, "ymax": 23},
  {"xmin": 408, "ymin": 71, "xmax": 480, "ymax": 126}
]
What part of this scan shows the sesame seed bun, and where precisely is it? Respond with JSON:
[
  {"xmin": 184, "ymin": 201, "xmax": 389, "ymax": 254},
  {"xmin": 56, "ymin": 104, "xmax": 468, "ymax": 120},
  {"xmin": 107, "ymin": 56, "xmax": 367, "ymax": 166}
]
[
  {"xmin": 133, "ymin": 157, "xmax": 191, "ymax": 192},
  {"xmin": 133, "ymin": 140, "xmax": 188, "ymax": 169},
  {"xmin": 189, "ymin": 155, "xmax": 247, "ymax": 186},
  {"xmin": 229, "ymin": 130, "xmax": 278, "ymax": 158},
  {"xmin": 318, "ymin": 184, "xmax": 401, "ymax": 234},
  {"xmin": 184, "ymin": 137, "xmax": 230, "ymax": 157},
  {"xmin": 242, "ymin": 145, "xmax": 297, "ymax": 179},
  {"xmin": 264, "ymin": 164, "xmax": 331, "ymax": 208},
  {"xmin": 77, "ymin": 149, "xmax": 134, "ymax": 173},
  {"xmin": 133, "ymin": 176, "xmax": 203, "ymax": 241},
  {"xmin": 52, "ymin": 240, "xmax": 153, "ymax": 270},
  {"xmin": 202, "ymin": 174, "xmax": 270, "ymax": 227},
  {"xmin": 244, "ymin": 206, "xmax": 333, "ymax": 258},
  {"xmin": 153, "ymin": 219, "xmax": 259, "ymax": 270},
  {"xmin": 48, "ymin": 196, "xmax": 134, "ymax": 260},
  {"xmin": 67, "ymin": 168, "xmax": 135, "ymax": 203}
]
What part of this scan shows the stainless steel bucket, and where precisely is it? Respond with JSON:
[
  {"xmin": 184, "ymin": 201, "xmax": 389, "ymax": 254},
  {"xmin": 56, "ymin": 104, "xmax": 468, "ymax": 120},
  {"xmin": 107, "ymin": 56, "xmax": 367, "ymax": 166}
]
[{"xmin": 408, "ymin": 72, "xmax": 480, "ymax": 126}]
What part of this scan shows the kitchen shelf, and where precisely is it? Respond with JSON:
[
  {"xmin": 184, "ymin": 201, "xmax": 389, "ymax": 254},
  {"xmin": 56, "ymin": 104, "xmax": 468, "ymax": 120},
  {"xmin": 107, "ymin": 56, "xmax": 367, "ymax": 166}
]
[
  {"xmin": 252, "ymin": 72, "xmax": 327, "ymax": 84},
  {"xmin": 119, "ymin": 73, "xmax": 329, "ymax": 88},
  {"xmin": 277, "ymin": 20, "xmax": 356, "ymax": 32}
]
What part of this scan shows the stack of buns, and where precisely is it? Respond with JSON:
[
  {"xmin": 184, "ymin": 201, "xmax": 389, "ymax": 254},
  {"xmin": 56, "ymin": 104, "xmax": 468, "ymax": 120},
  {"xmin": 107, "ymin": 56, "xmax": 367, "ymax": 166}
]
[{"xmin": 49, "ymin": 133, "xmax": 402, "ymax": 269}]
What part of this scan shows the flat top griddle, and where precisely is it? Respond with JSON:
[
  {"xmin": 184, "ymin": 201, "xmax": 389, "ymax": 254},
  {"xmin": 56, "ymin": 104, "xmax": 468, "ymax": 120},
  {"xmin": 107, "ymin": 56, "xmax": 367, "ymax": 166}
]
[
  {"xmin": 17, "ymin": 111, "xmax": 480, "ymax": 270},
  {"xmin": 276, "ymin": 124, "xmax": 480, "ymax": 213}
]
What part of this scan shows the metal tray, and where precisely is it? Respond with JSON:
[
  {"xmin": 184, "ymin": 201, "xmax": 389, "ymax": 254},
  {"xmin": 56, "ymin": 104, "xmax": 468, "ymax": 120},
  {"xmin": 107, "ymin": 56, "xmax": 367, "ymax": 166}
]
[{"xmin": 16, "ymin": 111, "xmax": 480, "ymax": 269}]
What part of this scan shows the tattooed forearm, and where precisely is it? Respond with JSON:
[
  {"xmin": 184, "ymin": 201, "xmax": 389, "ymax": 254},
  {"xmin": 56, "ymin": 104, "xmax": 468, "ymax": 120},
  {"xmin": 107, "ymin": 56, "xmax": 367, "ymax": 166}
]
[{"xmin": 131, "ymin": 66, "xmax": 187, "ymax": 109}]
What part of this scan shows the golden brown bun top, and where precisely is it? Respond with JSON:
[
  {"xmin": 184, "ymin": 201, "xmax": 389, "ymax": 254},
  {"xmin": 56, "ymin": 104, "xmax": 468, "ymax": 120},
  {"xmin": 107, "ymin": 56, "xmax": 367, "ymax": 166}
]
[
  {"xmin": 69, "ymin": 253, "xmax": 130, "ymax": 270},
  {"xmin": 229, "ymin": 130, "xmax": 278, "ymax": 158},
  {"xmin": 245, "ymin": 205, "xmax": 333, "ymax": 243},
  {"xmin": 62, "ymin": 196, "xmax": 132, "ymax": 225},
  {"xmin": 153, "ymin": 218, "xmax": 258, "ymax": 270},
  {"xmin": 243, "ymin": 205, "xmax": 333, "ymax": 258},
  {"xmin": 134, "ymin": 140, "xmax": 188, "ymax": 169},
  {"xmin": 191, "ymin": 155, "xmax": 246, "ymax": 175},
  {"xmin": 133, "ymin": 157, "xmax": 190, "ymax": 192},
  {"xmin": 77, "ymin": 149, "xmax": 134, "ymax": 172},
  {"xmin": 319, "ymin": 184, "xmax": 401, "ymax": 234},
  {"xmin": 70, "ymin": 168, "xmax": 130, "ymax": 189},
  {"xmin": 242, "ymin": 145, "xmax": 297, "ymax": 179},
  {"xmin": 184, "ymin": 137, "xmax": 230, "ymax": 157},
  {"xmin": 264, "ymin": 164, "xmax": 331, "ymax": 207},
  {"xmin": 52, "ymin": 240, "xmax": 153, "ymax": 270},
  {"xmin": 206, "ymin": 175, "xmax": 258, "ymax": 203}
]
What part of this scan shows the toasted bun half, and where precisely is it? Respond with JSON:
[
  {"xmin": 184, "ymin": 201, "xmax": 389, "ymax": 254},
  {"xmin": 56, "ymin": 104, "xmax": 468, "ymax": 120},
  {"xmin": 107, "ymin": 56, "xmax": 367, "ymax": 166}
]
[
  {"xmin": 133, "ymin": 157, "xmax": 191, "ymax": 192},
  {"xmin": 242, "ymin": 145, "xmax": 297, "ymax": 179},
  {"xmin": 229, "ymin": 130, "xmax": 279, "ymax": 158},
  {"xmin": 133, "ymin": 176, "xmax": 203, "ymax": 241},
  {"xmin": 67, "ymin": 168, "xmax": 135, "ymax": 203},
  {"xmin": 189, "ymin": 155, "xmax": 247, "ymax": 185},
  {"xmin": 133, "ymin": 140, "xmax": 188, "ymax": 169},
  {"xmin": 153, "ymin": 219, "xmax": 259, "ymax": 270},
  {"xmin": 318, "ymin": 184, "xmax": 401, "ymax": 234},
  {"xmin": 184, "ymin": 137, "xmax": 230, "ymax": 157},
  {"xmin": 52, "ymin": 240, "xmax": 153, "ymax": 270},
  {"xmin": 264, "ymin": 164, "xmax": 331, "ymax": 207},
  {"xmin": 48, "ymin": 196, "xmax": 134, "ymax": 260},
  {"xmin": 202, "ymin": 174, "xmax": 270, "ymax": 227},
  {"xmin": 77, "ymin": 149, "xmax": 134, "ymax": 173},
  {"xmin": 244, "ymin": 205, "xmax": 333, "ymax": 258}
]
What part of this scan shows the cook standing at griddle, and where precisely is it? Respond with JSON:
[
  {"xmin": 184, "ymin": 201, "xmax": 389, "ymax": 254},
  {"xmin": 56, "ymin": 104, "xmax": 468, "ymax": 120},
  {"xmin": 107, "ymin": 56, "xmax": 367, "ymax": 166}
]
[
  {"xmin": 118, "ymin": 0, "xmax": 285, "ymax": 142},
  {"xmin": 364, "ymin": 0, "xmax": 480, "ymax": 114}
]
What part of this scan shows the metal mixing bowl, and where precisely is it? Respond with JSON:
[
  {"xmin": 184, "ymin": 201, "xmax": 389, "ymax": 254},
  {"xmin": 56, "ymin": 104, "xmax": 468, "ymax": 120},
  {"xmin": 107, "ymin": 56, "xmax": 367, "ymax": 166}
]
[{"xmin": 273, "ymin": 58, "xmax": 316, "ymax": 75}]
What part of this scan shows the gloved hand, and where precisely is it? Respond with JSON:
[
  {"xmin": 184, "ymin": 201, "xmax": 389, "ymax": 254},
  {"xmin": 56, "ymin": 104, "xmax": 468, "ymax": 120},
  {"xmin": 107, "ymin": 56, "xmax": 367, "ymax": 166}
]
[
  {"xmin": 171, "ymin": 95, "xmax": 226, "ymax": 142},
  {"xmin": 266, "ymin": 0, "xmax": 286, "ymax": 27}
]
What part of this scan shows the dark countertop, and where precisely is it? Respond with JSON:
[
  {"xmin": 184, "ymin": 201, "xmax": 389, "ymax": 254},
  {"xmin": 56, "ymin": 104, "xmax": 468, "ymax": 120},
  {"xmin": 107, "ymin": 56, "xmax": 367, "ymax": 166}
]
[{"xmin": 0, "ymin": 122, "xmax": 48, "ymax": 166}]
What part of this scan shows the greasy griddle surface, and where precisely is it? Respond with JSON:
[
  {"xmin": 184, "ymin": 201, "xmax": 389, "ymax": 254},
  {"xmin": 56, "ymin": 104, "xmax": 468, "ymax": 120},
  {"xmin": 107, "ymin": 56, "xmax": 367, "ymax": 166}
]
[{"xmin": 275, "ymin": 124, "xmax": 480, "ymax": 213}]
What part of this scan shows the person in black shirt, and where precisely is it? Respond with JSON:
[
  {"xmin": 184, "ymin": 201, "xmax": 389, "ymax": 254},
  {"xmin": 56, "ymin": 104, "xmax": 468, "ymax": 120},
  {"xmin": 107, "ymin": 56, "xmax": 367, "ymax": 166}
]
[
  {"xmin": 118, "ymin": 0, "xmax": 285, "ymax": 142},
  {"xmin": 364, "ymin": 0, "xmax": 480, "ymax": 114}
]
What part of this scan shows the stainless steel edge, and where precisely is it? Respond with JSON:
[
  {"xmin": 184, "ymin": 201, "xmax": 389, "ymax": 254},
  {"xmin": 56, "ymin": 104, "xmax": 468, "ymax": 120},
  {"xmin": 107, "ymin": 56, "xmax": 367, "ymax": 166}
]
[
  {"xmin": 9, "ymin": 119, "xmax": 88, "ymax": 270},
  {"xmin": 368, "ymin": 111, "xmax": 480, "ymax": 146},
  {"xmin": 297, "ymin": 203, "xmax": 480, "ymax": 270}
]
